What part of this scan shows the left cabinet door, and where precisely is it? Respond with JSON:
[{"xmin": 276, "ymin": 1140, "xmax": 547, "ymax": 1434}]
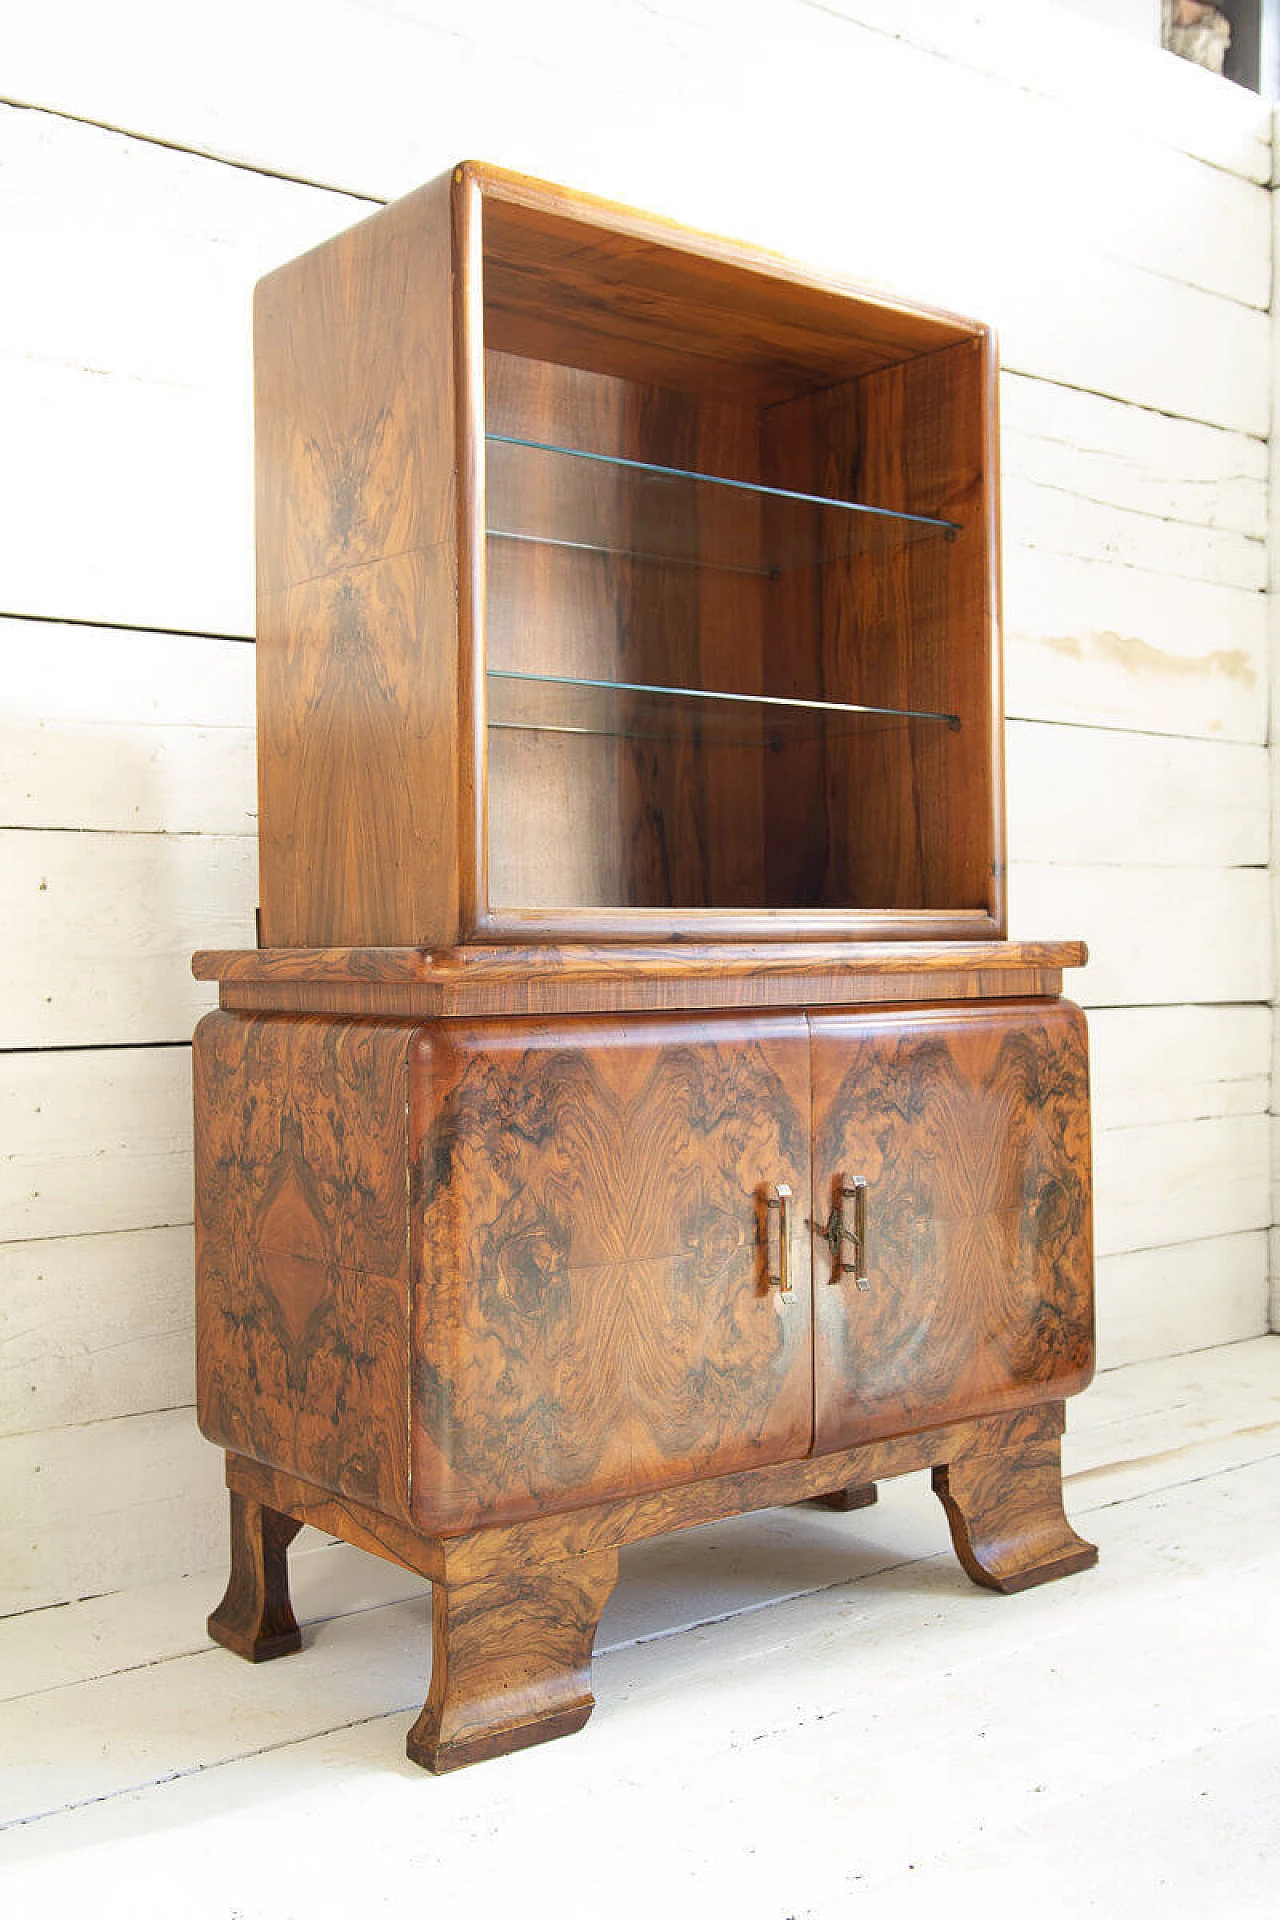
[{"xmin": 409, "ymin": 1013, "xmax": 813, "ymax": 1528}]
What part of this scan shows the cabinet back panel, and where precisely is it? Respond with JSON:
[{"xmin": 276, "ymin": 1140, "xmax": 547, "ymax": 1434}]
[
  {"xmin": 484, "ymin": 352, "xmax": 768, "ymax": 910},
  {"xmin": 760, "ymin": 338, "xmax": 997, "ymax": 916},
  {"xmin": 480, "ymin": 335, "xmax": 997, "ymax": 918}
]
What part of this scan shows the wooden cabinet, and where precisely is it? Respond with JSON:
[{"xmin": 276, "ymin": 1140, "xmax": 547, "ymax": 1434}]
[{"xmin": 195, "ymin": 162, "xmax": 1097, "ymax": 1775}]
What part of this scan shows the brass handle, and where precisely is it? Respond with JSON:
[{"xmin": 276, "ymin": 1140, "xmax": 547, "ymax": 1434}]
[
  {"xmin": 827, "ymin": 1175, "xmax": 869, "ymax": 1290},
  {"xmin": 766, "ymin": 1182, "xmax": 793, "ymax": 1295}
]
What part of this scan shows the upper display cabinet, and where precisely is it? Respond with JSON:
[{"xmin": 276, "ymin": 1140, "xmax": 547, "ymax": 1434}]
[{"xmin": 253, "ymin": 161, "xmax": 1004, "ymax": 947}]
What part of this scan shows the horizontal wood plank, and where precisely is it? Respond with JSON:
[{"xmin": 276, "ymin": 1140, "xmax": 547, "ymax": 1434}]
[
  {"xmin": 0, "ymin": 1406, "xmax": 222, "ymax": 1618},
  {"xmin": 1004, "ymin": 478, "xmax": 1265, "ymax": 593},
  {"xmin": 1, "ymin": 830, "xmax": 253, "ymax": 1049},
  {"xmin": 826, "ymin": 0, "xmax": 1272, "ymax": 183},
  {"xmin": 1, "ymin": 0, "xmax": 1268, "ymax": 270},
  {"xmin": 1006, "ymin": 724, "xmax": 1269, "ymax": 869},
  {"xmin": 1009, "ymin": 863, "xmax": 1272, "ymax": 1007},
  {"xmin": 0, "ymin": 1047, "xmax": 194, "ymax": 1243},
  {"xmin": 1092, "ymin": 1113, "xmax": 1270, "ymax": 1259},
  {"xmin": 1, "ymin": 620, "xmax": 255, "ymax": 729},
  {"xmin": 1087, "ymin": 1005, "xmax": 1270, "ymax": 1132},
  {"xmin": 1004, "ymin": 548, "xmax": 1267, "ymax": 743},
  {"xmin": 1094, "ymin": 1232, "xmax": 1269, "ymax": 1370},
  {"xmin": 0, "ymin": 1226, "xmax": 195, "ymax": 1439},
  {"xmin": 0, "ymin": 107, "xmax": 369, "ymax": 638},
  {"xmin": 0, "ymin": 355, "xmax": 256, "ymax": 636},
  {"xmin": 1001, "ymin": 374, "xmax": 1267, "ymax": 539},
  {"xmin": 4, "ymin": 0, "xmax": 1269, "ymax": 190},
  {"xmin": 1, "ymin": 622, "xmax": 256, "ymax": 834}
]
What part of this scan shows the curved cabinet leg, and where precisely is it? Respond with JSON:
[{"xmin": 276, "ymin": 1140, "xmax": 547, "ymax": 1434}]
[
  {"xmin": 407, "ymin": 1547, "xmax": 619, "ymax": 1774},
  {"xmin": 208, "ymin": 1489, "xmax": 304, "ymax": 1661},
  {"xmin": 932, "ymin": 1439, "xmax": 1097, "ymax": 1595}
]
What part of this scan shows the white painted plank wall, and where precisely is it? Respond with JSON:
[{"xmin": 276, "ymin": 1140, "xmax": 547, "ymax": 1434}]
[
  {"xmin": 0, "ymin": 0, "xmax": 1272, "ymax": 1616},
  {"xmin": 1270, "ymin": 166, "xmax": 1280, "ymax": 1336}
]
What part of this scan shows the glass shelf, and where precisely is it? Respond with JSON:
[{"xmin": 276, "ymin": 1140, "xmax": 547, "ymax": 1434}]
[
  {"xmin": 485, "ymin": 434, "xmax": 958, "ymax": 577},
  {"xmin": 487, "ymin": 670, "xmax": 960, "ymax": 747}
]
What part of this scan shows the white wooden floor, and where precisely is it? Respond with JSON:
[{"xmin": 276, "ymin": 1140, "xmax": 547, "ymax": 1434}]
[{"xmin": 1, "ymin": 1338, "xmax": 1277, "ymax": 1919}]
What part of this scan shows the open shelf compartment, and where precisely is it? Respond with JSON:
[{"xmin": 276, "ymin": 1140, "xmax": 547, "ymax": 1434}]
[
  {"xmin": 250, "ymin": 162, "xmax": 1003, "ymax": 946},
  {"xmin": 477, "ymin": 179, "xmax": 998, "ymax": 926}
]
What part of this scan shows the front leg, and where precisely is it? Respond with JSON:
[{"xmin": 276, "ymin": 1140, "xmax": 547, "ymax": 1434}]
[
  {"xmin": 407, "ymin": 1547, "xmax": 619, "ymax": 1773},
  {"xmin": 208, "ymin": 1488, "xmax": 304, "ymax": 1660},
  {"xmin": 932, "ymin": 1434, "xmax": 1096, "ymax": 1595}
]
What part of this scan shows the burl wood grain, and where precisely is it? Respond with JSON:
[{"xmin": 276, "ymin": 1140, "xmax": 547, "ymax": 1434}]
[
  {"xmin": 409, "ymin": 1013, "xmax": 814, "ymax": 1530},
  {"xmin": 226, "ymin": 1401, "xmax": 1067, "ymax": 1588},
  {"xmin": 194, "ymin": 1012, "xmax": 415, "ymax": 1518},
  {"xmin": 933, "ymin": 1439, "xmax": 1097, "ymax": 1593},
  {"xmin": 811, "ymin": 1000, "xmax": 1094, "ymax": 1450},
  {"xmin": 221, "ymin": 1396, "xmax": 1094, "ymax": 1768},
  {"xmin": 254, "ymin": 170, "xmax": 461, "ymax": 948},
  {"xmin": 207, "ymin": 1491, "xmax": 303, "ymax": 1662},
  {"xmin": 407, "ymin": 1548, "xmax": 620, "ymax": 1772}
]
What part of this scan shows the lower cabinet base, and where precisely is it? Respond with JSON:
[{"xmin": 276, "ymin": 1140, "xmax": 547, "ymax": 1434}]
[{"xmin": 210, "ymin": 1402, "xmax": 1096, "ymax": 1774}]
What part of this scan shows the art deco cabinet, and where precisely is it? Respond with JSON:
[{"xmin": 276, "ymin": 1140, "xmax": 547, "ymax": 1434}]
[{"xmin": 193, "ymin": 161, "xmax": 1096, "ymax": 1773}]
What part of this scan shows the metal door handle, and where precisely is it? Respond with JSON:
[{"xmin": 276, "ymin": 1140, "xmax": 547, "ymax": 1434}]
[
  {"xmin": 826, "ymin": 1175, "xmax": 869, "ymax": 1290},
  {"xmin": 766, "ymin": 1182, "xmax": 793, "ymax": 1295}
]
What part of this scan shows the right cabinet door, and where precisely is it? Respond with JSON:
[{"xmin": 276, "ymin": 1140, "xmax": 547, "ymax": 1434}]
[{"xmin": 810, "ymin": 1001, "xmax": 1094, "ymax": 1451}]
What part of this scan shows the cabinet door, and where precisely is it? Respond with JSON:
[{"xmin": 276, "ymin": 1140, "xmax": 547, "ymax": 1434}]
[
  {"xmin": 410, "ymin": 1013, "xmax": 812, "ymax": 1528},
  {"xmin": 810, "ymin": 1002, "xmax": 1093, "ymax": 1451}
]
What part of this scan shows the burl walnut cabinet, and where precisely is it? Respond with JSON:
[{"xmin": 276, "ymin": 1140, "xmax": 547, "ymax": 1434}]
[{"xmin": 193, "ymin": 161, "xmax": 1096, "ymax": 1773}]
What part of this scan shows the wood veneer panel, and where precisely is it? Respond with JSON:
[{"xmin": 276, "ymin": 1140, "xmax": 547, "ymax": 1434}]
[
  {"xmin": 254, "ymin": 172, "xmax": 457, "ymax": 589},
  {"xmin": 408, "ymin": 1013, "xmax": 813, "ymax": 1529},
  {"xmin": 194, "ymin": 939, "xmax": 1086, "ymax": 985},
  {"xmin": 884, "ymin": 334, "xmax": 1000, "ymax": 923},
  {"xmin": 810, "ymin": 1000, "xmax": 1094, "ymax": 1450},
  {"xmin": 226, "ymin": 1399, "xmax": 1067, "ymax": 1581},
  {"xmin": 253, "ymin": 170, "xmax": 463, "ymax": 947},
  {"xmin": 477, "ymin": 173, "xmax": 979, "ymax": 402},
  {"xmin": 195, "ymin": 939, "xmax": 1078, "ymax": 1017},
  {"xmin": 933, "ymin": 1442, "xmax": 1097, "ymax": 1593},
  {"xmin": 483, "ymin": 350, "xmax": 767, "ymax": 912},
  {"xmin": 213, "ymin": 967, "xmax": 1063, "ymax": 1021},
  {"xmin": 759, "ymin": 334, "xmax": 997, "ymax": 919},
  {"xmin": 194, "ymin": 1012, "xmax": 415, "ymax": 1520},
  {"xmin": 257, "ymin": 549, "xmax": 459, "ymax": 947},
  {"xmin": 408, "ymin": 1544, "xmax": 619, "ymax": 1772}
]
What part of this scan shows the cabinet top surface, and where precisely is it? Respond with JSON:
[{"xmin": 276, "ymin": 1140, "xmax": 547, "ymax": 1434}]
[{"xmin": 195, "ymin": 940, "xmax": 1085, "ymax": 986}]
